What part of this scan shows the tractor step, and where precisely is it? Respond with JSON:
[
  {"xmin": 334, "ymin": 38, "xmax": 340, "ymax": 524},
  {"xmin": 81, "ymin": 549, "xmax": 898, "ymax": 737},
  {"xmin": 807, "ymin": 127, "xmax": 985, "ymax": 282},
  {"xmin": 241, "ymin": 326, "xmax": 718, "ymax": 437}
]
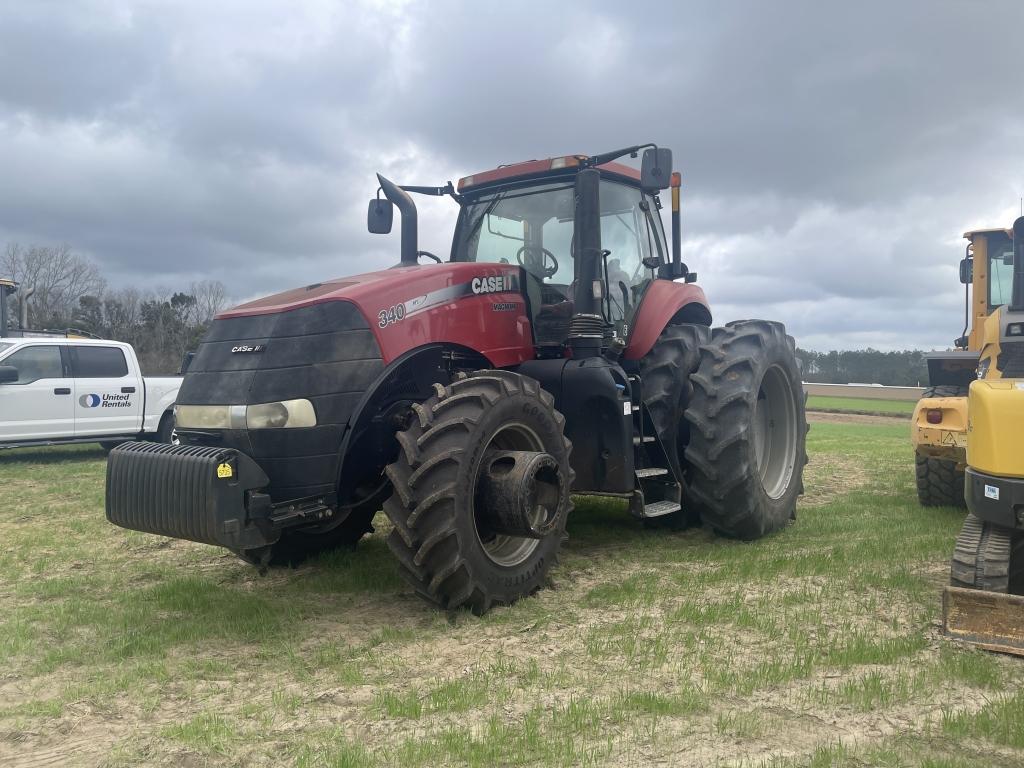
[
  {"xmin": 633, "ymin": 435, "xmax": 656, "ymax": 445},
  {"xmin": 636, "ymin": 467, "xmax": 669, "ymax": 478},
  {"xmin": 641, "ymin": 500, "xmax": 681, "ymax": 518}
]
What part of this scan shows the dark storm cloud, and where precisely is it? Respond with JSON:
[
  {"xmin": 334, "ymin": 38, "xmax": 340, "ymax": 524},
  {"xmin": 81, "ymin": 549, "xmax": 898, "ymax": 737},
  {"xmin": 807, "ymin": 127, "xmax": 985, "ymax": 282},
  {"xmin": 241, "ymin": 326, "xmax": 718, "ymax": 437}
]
[{"xmin": 0, "ymin": 0, "xmax": 1022, "ymax": 350}]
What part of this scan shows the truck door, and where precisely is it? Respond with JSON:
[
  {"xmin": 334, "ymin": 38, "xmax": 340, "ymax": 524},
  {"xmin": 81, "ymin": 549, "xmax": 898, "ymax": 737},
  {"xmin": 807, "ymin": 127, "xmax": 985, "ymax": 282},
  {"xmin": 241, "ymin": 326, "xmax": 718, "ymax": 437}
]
[
  {"xmin": 0, "ymin": 343, "xmax": 74, "ymax": 441},
  {"xmin": 70, "ymin": 345, "xmax": 141, "ymax": 437}
]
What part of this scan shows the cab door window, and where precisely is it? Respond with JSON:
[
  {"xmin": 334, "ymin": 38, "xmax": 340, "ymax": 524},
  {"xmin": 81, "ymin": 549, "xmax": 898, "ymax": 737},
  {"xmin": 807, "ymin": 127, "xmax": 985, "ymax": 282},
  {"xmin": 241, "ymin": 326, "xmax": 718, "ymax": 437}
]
[
  {"xmin": 2, "ymin": 345, "xmax": 64, "ymax": 384},
  {"xmin": 70, "ymin": 346, "xmax": 129, "ymax": 378}
]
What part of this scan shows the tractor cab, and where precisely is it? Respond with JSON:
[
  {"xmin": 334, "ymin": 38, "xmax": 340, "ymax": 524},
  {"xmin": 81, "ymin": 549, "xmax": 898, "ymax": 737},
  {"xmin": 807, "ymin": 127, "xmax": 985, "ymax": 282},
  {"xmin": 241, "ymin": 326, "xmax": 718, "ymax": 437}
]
[{"xmin": 451, "ymin": 163, "xmax": 668, "ymax": 348}]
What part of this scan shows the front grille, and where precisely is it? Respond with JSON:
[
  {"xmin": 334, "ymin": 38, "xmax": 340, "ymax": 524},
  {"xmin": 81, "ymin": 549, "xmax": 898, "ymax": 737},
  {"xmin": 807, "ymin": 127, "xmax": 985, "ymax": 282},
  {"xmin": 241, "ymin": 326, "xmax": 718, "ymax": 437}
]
[{"xmin": 176, "ymin": 300, "xmax": 384, "ymax": 500}]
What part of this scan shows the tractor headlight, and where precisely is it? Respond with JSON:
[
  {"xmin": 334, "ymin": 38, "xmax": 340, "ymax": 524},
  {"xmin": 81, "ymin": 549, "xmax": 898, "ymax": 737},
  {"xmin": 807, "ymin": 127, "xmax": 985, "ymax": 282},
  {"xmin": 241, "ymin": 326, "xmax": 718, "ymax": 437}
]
[
  {"xmin": 246, "ymin": 399, "xmax": 316, "ymax": 429},
  {"xmin": 175, "ymin": 399, "xmax": 316, "ymax": 430}
]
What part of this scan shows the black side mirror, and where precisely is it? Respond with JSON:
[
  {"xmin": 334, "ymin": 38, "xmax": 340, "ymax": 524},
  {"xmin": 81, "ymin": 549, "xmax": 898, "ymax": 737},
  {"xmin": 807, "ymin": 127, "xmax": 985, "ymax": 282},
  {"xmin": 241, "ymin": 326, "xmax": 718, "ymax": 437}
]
[
  {"xmin": 959, "ymin": 257, "xmax": 973, "ymax": 285},
  {"xmin": 367, "ymin": 199, "xmax": 393, "ymax": 234},
  {"xmin": 179, "ymin": 351, "xmax": 195, "ymax": 375},
  {"xmin": 641, "ymin": 147, "xmax": 673, "ymax": 191},
  {"xmin": 0, "ymin": 365, "xmax": 19, "ymax": 384}
]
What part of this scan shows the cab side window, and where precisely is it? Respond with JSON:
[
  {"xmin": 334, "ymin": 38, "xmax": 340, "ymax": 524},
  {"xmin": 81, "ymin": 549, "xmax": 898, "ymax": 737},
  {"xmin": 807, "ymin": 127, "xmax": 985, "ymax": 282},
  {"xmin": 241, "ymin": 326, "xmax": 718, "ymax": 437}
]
[
  {"xmin": 71, "ymin": 346, "xmax": 129, "ymax": 378},
  {"xmin": 2, "ymin": 345, "xmax": 64, "ymax": 384}
]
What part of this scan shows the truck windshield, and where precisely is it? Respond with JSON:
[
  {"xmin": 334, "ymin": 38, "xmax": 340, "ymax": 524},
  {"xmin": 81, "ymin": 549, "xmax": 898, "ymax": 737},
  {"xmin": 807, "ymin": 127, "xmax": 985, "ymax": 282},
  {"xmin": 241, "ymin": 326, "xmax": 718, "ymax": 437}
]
[{"xmin": 452, "ymin": 178, "xmax": 667, "ymax": 334}]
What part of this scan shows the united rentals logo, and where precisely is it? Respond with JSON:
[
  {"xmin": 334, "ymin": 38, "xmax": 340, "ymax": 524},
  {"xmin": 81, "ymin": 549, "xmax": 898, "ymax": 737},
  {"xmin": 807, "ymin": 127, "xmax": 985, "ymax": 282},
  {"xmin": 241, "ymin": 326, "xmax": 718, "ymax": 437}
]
[{"xmin": 79, "ymin": 393, "xmax": 132, "ymax": 409}]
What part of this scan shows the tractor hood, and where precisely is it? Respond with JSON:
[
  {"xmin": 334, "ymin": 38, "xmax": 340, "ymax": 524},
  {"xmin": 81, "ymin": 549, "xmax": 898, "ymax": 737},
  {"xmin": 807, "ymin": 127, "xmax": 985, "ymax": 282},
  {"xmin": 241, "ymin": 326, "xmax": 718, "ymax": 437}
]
[{"xmin": 218, "ymin": 262, "xmax": 535, "ymax": 368}]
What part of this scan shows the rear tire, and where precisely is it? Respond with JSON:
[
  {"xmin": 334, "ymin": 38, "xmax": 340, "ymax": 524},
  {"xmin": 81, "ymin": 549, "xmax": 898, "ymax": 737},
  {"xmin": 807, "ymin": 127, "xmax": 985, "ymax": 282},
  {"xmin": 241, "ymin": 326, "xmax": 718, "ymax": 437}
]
[
  {"xmin": 638, "ymin": 323, "xmax": 710, "ymax": 526},
  {"xmin": 914, "ymin": 385, "xmax": 967, "ymax": 508},
  {"xmin": 383, "ymin": 370, "xmax": 573, "ymax": 614},
  {"xmin": 950, "ymin": 514, "xmax": 1024, "ymax": 594},
  {"xmin": 683, "ymin": 320, "xmax": 808, "ymax": 539}
]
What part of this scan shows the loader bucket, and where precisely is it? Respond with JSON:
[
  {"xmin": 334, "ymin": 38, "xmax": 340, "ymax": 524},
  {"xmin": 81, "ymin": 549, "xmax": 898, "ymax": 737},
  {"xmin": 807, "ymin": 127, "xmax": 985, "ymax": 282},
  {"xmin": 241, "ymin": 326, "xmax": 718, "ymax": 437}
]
[{"xmin": 943, "ymin": 586, "xmax": 1024, "ymax": 656}]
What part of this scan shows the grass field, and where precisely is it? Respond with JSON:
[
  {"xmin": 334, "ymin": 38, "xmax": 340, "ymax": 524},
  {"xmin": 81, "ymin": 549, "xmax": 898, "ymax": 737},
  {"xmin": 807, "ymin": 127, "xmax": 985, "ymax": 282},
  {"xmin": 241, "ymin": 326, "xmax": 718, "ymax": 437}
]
[
  {"xmin": 805, "ymin": 395, "xmax": 916, "ymax": 417},
  {"xmin": 2, "ymin": 418, "xmax": 1023, "ymax": 767}
]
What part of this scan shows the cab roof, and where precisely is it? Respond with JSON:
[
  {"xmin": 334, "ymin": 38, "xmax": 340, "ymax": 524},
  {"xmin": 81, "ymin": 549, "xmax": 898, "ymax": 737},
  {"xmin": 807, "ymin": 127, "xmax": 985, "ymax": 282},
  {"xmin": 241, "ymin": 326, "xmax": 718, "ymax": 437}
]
[
  {"xmin": 457, "ymin": 155, "xmax": 643, "ymax": 193},
  {"xmin": 964, "ymin": 227, "xmax": 1012, "ymax": 239}
]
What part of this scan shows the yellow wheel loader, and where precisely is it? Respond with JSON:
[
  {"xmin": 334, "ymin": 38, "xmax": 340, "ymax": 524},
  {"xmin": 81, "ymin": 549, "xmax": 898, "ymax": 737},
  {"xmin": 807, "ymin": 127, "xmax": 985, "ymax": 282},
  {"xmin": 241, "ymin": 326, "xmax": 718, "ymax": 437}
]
[
  {"xmin": 912, "ymin": 225, "xmax": 1016, "ymax": 507},
  {"xmin": 942, "ymin": 216, "xmax": 1024, "ymax": 655}
]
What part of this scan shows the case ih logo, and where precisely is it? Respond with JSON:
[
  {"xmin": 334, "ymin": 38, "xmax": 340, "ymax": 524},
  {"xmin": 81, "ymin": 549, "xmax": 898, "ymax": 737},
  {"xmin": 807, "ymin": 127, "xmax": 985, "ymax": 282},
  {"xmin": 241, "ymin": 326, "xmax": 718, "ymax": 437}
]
[
  {"xmin": 231, "ymin": 344, "xmax": 265, "ymax": 354},
  {"xmin": 471, "ymin": 275, "xmax": 513, "ymax": 294}
]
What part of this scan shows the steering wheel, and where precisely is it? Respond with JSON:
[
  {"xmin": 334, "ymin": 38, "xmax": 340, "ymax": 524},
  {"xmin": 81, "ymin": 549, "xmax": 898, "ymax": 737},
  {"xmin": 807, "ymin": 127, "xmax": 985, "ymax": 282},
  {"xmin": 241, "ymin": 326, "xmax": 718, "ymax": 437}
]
[
  {"xmin": 417, "ymin": 250, "xmax": 442, "ymax": 263},
  {"xmin": 516, "ymin": 245, "xmax": 559, "ymax": 279}
]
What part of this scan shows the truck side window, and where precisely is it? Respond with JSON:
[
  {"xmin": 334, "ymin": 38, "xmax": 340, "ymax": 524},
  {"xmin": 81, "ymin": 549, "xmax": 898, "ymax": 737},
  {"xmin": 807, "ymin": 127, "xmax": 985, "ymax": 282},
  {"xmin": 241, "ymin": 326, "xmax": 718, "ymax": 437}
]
[
  {"xmin": 71, "ymin": 346, "xmax": 129, "ymax": 378},
  {"xmin": 2, "ymin": 345, "xmax": 63, "ymax": 384}
]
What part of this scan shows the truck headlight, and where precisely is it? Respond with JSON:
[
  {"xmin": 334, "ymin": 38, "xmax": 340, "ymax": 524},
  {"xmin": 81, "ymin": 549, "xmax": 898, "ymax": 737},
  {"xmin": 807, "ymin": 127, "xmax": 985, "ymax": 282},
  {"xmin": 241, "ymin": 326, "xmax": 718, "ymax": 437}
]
[{"xmin": 176, "ymin": 399, "xmax": 316, "ymax": 430}]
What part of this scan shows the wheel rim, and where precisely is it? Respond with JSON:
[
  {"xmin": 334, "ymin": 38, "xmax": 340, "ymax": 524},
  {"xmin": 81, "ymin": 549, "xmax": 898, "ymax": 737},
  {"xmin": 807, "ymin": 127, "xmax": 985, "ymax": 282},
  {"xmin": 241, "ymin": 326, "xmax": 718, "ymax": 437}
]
[
  {"xmin": 752, "ymin": 365, "xmax": 798, "ymax": 499},
  {"xmin": 472, "ymin": 422, "xmax": 550, "ymax": 567}
]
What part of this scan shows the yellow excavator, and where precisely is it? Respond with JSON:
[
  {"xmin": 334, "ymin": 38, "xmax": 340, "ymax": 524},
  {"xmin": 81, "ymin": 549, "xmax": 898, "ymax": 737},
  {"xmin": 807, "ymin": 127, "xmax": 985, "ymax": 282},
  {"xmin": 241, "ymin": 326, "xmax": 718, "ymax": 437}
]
[{"xmin": 941, "ymin": 217, "xmax": 1024, "ymax": 655}]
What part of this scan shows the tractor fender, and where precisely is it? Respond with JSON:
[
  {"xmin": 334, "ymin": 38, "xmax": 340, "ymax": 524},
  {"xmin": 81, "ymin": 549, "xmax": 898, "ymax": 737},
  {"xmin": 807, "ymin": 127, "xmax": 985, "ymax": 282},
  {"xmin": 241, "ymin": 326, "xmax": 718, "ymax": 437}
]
[
  {"xmin": 622, "ymin": 281, "xmax": 712, "ymax": 361},
  {"xmin": 333, "ymin": 342, "xmax": 490, "ymax": 505}
]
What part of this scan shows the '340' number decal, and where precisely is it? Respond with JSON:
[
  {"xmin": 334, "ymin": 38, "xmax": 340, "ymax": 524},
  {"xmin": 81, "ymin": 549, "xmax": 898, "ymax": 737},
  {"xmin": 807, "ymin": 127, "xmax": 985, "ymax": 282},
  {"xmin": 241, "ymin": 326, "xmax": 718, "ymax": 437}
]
[{"xmin": 377, "ymin": 303, "xmax": 406, "ymax": 328}]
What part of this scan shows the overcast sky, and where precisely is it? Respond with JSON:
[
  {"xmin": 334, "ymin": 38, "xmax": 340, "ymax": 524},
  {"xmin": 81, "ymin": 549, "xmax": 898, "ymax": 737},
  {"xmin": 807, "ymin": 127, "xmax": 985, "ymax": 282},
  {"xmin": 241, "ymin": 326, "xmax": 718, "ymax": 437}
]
[{"xmin": 1, "ymin": 0, "xmax": 1022, "ymax": 351}]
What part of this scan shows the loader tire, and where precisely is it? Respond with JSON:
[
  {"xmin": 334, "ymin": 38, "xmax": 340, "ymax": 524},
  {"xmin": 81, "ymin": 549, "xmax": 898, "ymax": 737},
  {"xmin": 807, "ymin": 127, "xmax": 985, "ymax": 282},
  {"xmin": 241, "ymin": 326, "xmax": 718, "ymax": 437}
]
[
  {"xmin": 914, "ymin": 385, "xmax": 968, "ymax": 508},
  {"xmin": 683, "ymin": 320, "xmax": 808, "ymax": 540},
  {"xmin": 383, "ymin": 370, "xmax": 573, "ymax": 614},
  {"xmin": 637, "ymin": 323, "xmax": 710, "ymax": 526},
  {"xmin": 950, "ymin": 514, "xmax": 1024, "ymax": 594}
]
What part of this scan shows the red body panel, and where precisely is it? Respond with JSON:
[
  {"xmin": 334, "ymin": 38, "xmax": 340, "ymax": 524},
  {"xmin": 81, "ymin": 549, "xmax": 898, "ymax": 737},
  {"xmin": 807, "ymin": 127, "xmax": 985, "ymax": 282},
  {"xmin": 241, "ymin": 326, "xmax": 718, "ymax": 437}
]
[
  {"xmin": 622, "ymin": 281, "xmax": 711, "ymax": 361},
  {"xmin": 221, "ymin": 263, "xmax": 534, "ymax": 367}
]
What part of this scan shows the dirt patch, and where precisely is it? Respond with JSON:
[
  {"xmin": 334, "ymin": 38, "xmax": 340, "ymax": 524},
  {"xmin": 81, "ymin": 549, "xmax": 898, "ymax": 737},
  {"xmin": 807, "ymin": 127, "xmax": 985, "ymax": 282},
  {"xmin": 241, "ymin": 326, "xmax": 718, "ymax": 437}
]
[
  {"xmin": 808, "ymin": 410, "xmax": 908, "ymax": 426},
  {"xmin": 802, "ymin": 452, "xmax": 871, "ymax": 506}
]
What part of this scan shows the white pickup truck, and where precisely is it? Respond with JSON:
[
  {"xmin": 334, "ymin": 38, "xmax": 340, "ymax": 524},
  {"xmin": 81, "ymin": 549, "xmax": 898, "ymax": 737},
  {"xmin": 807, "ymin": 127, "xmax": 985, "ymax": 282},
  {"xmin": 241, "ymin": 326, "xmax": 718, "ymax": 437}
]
[{"xmin": 0, "ymin": 337, "xmax": 181, "ymax": 449}]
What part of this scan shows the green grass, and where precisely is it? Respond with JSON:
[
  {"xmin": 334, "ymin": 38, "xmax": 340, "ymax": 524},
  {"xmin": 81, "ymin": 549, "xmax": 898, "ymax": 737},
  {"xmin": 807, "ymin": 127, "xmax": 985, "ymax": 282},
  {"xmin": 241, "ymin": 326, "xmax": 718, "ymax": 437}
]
[
  {"xmin": 806, "ymin": 394, "xmax": 916, "ymax": 415},
  {"xmin": 1, "ymin": 425, "xmax": 1023, "ymax": 767}
]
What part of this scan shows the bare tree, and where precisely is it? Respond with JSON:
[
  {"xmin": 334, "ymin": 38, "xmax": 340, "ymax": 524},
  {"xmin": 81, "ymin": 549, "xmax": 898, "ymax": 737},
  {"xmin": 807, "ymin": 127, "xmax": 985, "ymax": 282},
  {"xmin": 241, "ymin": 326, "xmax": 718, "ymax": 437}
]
[
  {"xmin": 191, "ymin": 280, "xmax": 228, "ymax": 324},
  {"xmin": 2, "ymin": 243, "xmax": 105, "ymax": 329}
]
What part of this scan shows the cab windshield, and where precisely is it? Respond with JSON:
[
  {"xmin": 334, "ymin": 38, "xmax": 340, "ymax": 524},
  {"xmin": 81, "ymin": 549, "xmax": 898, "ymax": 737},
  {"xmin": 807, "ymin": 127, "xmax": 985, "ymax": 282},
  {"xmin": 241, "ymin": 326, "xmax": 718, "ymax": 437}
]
[
  {"xmin": 452, "ymin": 178, "xmax": 666, "ymax": 340},
  {"xmin": 987, "ymin": 231, "xmax": 1015, "ymax": 309}
]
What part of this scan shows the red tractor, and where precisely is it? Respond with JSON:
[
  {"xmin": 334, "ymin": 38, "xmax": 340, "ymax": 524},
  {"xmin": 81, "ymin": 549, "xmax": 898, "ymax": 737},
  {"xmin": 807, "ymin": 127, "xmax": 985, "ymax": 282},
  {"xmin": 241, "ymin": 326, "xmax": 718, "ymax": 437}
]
[{"xmin": 106, "ymin": 144, "xmax": 807, "ymax": 614}]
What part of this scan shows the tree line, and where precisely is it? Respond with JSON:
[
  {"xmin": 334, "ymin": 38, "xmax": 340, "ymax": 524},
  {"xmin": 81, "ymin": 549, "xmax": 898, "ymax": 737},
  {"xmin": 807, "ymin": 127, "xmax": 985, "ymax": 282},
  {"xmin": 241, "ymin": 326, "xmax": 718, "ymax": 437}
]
[
  {"xmin": 795, "ymin": 348, "xmax": 929, "ymax": 386},
  {"xmin": 3, "ymin": 244, "xmax": 226, "ymax": 375},
  {"xmin": 4, "ymin": 242, "xmax": 933, "ymax": 384}
]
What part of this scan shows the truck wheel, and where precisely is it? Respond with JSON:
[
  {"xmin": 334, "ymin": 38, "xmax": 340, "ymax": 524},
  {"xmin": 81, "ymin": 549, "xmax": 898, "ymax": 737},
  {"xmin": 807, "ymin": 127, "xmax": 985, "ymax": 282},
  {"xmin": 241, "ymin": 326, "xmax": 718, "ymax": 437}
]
[
  {"xmin": 950, "ymin": 514, "xmax": 1024, "ymax": 594},
  {"xmin": 157, "ymin": 411, "xmax": 177, "ymax": 444},
  {"xmin": 384, "ymin": 370, "xmax": 573, "ymax": 614},
  {"xmin": 638, "ymin": 323, "xmax": 710, "ymax": 525},
  {"xmin": 915, "ymin": 385, "xmax": 967, "ymax": 508},
  {"xmin": 683, "ymin": 320, "xmax": 808, "ymax": 539}
]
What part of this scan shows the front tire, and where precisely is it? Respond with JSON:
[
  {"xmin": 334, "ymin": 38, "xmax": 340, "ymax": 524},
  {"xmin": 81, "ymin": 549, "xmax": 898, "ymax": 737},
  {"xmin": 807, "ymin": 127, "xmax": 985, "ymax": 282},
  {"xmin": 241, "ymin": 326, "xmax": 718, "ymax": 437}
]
[
  {"xmin": 684, "ymin": 320, "xmax": 808, "ymax": 539},
  {"xmin": 914, "ymin": 385, "xmax": 968, "ymax": 508},
  {"xmin": 383, "ymin": 370, "xmax": 573, "ymax": 614}
]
